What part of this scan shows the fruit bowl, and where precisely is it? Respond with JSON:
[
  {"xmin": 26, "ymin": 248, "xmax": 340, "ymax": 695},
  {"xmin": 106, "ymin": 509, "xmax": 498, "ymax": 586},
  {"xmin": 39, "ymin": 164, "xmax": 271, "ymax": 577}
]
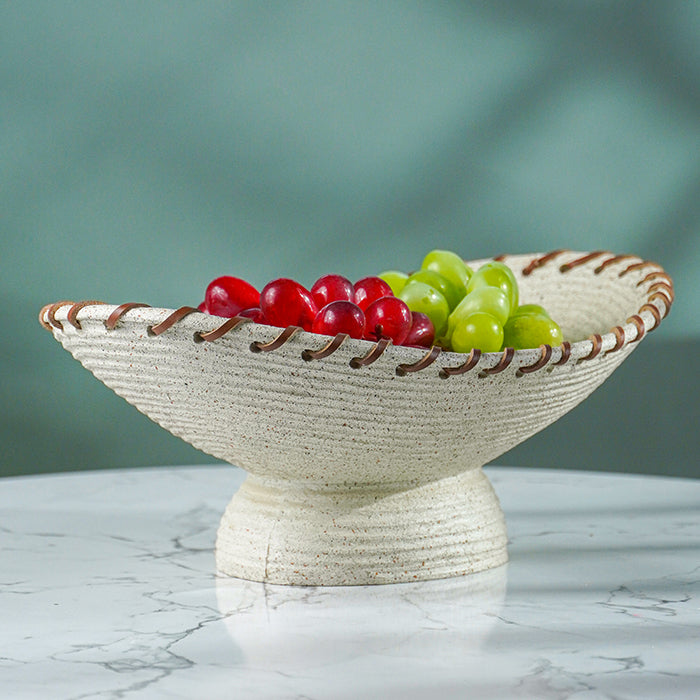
[{"xmin": 40, "ymin": 250, "xmax": 673, "ymax": 585}]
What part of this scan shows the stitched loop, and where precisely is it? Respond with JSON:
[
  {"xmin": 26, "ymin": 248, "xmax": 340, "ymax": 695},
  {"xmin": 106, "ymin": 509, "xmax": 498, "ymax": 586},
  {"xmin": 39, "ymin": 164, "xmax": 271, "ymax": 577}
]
[
  {"xmin": 626, "ymin": 315, "xmax": 646, "ymax": 343},
  {"xmin": 40, "ymin": 301, "xmax": 74, "ymax": 331},
  {"xmin": 251, "ymin": 326, "xmax": 301, "ymax": 353},
  {"xmin": 396, "ymin": 345, "xmax": 442, "ymax": 376},
  {"xmin": 605, "ymin": 326, "xmax": 626, "ymax": 354},
  {"xmin": 647, "ymin": 292, "xmax": 672, "ymax": 317},
  {"xmin": 637, "ymin": 271, "xmax": 673, "ymax": 287},
  {"xmin": 579, "ymin": 334, "xmax": 603, "ymax": 362},
  {"xmin": 552, "ymin": 341, "xmax": 572, "ymax": 366},
  {"xmin": 594, "ymin": 254, "xmax": 637, "ymax": 274},
  {"xmin": 518, "ymin": 344, "xmax": 552, "ymax": 374},
  {"xmin": 302, "ymin": 333, "xmax": 349, "ymax": 361},
  {"xmin": 439, "ymin": 348, "xmax": 481, "ymax": 378},
  {"xmin": 64, "ymin": 301, "xmax": 106, "ymax": 329},
  {"xmin": 559, "ymin": 251, "xmax": 607, "ymax": 273},
  {"xmin": 194, "ymin": 316, "xmax": 251, "ymax": 343},
  {"xmin": 104, "ymin": 303, "xmax": 151, "ymax": 330},
  {"xmin": 149, "ymin": 306, "xmax": 200, "ymax": 336},
  {"xmin": 646, "ymin": 281, "xmax": 674, "ymax": 303},
  {"xmin": 480, "ymin": 347, "xmax": 515, "ymax": 375},
  {"xmin": 619, "ymin": 260, "xmax": 661, "ymax": 277},
  {"xmin": 521, "ymin": 250, "xmax": 567, "ymax": 276},
  {"xmin": 350, "ymin": 337, "xmax": 391, "ymax": 368},
  {"xmin": 639, "ymin": 303, "xmax": 662, "ymax": 331}
]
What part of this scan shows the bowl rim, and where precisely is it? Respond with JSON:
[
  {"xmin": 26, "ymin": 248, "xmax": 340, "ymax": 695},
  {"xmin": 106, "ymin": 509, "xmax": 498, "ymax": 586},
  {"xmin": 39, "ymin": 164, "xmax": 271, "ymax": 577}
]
[{"xmin": 39, "ymin": 249, "xmax": 673, "ymax": 379}]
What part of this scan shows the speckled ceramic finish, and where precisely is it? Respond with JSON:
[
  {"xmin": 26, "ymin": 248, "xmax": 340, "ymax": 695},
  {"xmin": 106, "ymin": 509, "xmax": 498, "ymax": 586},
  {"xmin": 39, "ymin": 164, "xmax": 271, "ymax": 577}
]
[{"xmin": 41, "ymin": 251, "xmax": 673, "ymax": 585}]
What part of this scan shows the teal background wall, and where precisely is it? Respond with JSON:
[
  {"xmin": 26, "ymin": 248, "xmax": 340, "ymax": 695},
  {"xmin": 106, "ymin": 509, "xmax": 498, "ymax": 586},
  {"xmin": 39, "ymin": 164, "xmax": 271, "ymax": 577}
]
[{"xmin": 3, "ymin": 2, "xmax": 699, "ymax": 478}]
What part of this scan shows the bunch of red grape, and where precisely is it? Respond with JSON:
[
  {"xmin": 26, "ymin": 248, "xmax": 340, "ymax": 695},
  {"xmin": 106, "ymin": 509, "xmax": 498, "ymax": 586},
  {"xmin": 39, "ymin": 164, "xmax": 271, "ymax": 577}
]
[
  {"xmin": 198, "ymin": 250, "xmax": 563, "ymax": 353},
  {"xmin": 199, "ymin": 272, "xmax": 431, "ymax": 347}
]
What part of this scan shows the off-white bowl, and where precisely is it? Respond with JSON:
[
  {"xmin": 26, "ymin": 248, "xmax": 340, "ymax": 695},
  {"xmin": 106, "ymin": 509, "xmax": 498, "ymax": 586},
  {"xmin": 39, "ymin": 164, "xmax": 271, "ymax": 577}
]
[{"xmin": 40, "ymin": 250, "xmax": 673, "ymax": 585}]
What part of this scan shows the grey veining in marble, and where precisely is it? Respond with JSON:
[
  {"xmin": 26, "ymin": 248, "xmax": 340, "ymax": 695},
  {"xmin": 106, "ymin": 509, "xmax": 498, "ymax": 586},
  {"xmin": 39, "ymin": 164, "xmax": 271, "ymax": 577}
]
[{"xmin": 1, "ymin": 466, "xmax": 699, "ymax": 699}]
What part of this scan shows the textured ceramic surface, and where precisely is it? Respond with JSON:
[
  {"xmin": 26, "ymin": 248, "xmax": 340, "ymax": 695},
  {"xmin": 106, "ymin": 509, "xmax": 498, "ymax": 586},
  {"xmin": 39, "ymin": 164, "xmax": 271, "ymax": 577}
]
[{"xmin": 40, "ymin": 251, "xmax": 673, "ymax": 585}]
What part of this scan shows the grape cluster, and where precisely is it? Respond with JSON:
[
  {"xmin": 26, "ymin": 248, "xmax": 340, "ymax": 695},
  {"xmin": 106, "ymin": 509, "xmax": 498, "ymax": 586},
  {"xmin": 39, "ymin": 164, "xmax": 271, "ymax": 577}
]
[
  {"xmin": 381, "ymin": 250, "xmax": 563, "ymax": 353},
  {"xmin": 199, "ymin": 273, "xmax": 428, "ymax": 347},
  {"xmin": 198, "ymin": 250, "xmax": 562, "ymax": 353}
]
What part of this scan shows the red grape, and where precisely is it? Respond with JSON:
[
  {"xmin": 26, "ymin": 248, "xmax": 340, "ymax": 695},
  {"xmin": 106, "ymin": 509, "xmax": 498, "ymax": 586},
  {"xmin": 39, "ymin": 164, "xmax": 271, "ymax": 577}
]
[
  {"xmin": 312, "ymin": 301, "xmax": 365, "ymax": 339},
  {"xmin": 354, "ymin": 276, "xmax": 393, "ymax": 311},
  {"xmin": 205, "ymin": 276, "xmax": 260, "ymax": 318},
  {"xmin": 364, "ymin": 296, "xmax": 412, "ymax": 345},
  {"xmin": 238, "ymin": 307, "xmax": 266, "ymax": 323},
  {"xmin": 260, "ymin": 278, "xmax": 318, "ymax": 331},
  {"xmin": 311, "ymin": 274, "xmax": 355, "ymax": 308},
  {"xmin": 197, "ymin": 301, "xmax": 207, "ymax": 313},
  {"xmin": 403, "ymin": 312, "xmax": 435, "ymax": 347}
]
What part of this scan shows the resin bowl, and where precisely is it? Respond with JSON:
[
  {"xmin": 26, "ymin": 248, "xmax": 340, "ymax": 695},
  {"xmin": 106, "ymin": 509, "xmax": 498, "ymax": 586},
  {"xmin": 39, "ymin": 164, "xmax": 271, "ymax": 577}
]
[{"xmin": 40, "ymin": 250, "xmax": 673, "ymax": 586}]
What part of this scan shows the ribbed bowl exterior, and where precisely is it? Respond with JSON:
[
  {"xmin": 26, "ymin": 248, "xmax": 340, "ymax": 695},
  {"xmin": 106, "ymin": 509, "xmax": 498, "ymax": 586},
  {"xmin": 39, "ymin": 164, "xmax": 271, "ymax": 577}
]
[{"xmin": 42, "ymin": 252, "xmax": 666, "ymax": 486}]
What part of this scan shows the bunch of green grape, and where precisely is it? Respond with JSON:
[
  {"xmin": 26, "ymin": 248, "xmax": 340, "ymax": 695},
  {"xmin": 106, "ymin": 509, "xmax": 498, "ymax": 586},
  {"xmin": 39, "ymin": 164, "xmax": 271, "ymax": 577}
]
[{"xmin": 380, "ymin": 250, "xmax": 563, "ymax": 353}]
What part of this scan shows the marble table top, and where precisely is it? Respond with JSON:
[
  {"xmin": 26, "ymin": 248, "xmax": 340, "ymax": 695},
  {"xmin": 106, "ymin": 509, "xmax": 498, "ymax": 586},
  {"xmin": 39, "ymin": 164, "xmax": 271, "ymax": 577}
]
[{"xmin": 2, "ymin": 465, "xmax": 699, "ymax": 699}]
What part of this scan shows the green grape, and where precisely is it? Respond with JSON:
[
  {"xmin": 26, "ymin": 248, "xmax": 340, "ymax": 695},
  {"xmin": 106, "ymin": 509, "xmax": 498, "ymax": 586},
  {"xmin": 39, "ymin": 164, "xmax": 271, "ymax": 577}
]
[
  {"xmin": 420, "ymin": 250, "xmax": 473, "ymax": 300},
  {"xmin": 466, "ymin": 261, "xmax": 519, "ymax": 313},
  {"xmin": 447, "ymin": 286, "xmax": 511, "ymax": 342},
  {"xmin": 405, "ymin": 269, "xmax": 462, "ymax": 310},
  {"xmin": 378, "ymin": 270, "xmax": 409, "ymax": 296},
  {"xmin": 503, "ymin": 313, "xmax": 563, "ymax": 350},
  {"xmin": 399, "ymin": 281, "xmax": 450, "ymax": 337},
  {"xmin": 511, "ymin": 303, "xmax": 550, "ymax": 318},
  {"xmin": 451, "ymin": 312, "xmax": 503, "ymax": 353}
]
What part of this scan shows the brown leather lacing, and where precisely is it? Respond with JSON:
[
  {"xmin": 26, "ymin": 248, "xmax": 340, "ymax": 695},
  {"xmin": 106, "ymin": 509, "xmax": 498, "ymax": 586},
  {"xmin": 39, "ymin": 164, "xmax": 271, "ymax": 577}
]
[
  {"xmin": 626, "ymin": 314, "xmax": 646, "ymax": 343},
  {"xmin": 39, "ymin": 300, "xmax": 75, "ymax": 331},
  {"xmin": 594, "ymin": 254, "xmax": 637, "ymax": 274},
  {"xmin": 552, "ymin": 341, "xmax": 572, "ymax": 366},
  {"xmin": 648, "ymin": 292, "xmax": 673, "ymax": 316},
  {"xmin": 439, "ymin": 348, "xmax": 481, "ymax": 378},
  {"xmin": 619, "ymin": 260, "xmax": 662, "ymax": 277},
  {"xmin": 104, "ymin": 303, "xmax": 151, "ymax": 330},
  {"xmin": 517, "ymin": 344, "xmax": 552, "ymax": 375},
  {"xmin": 67, "ymin": 300, "xmax": 106, "ymax": 329},
  {"xmin": 638, "ymin": 303, "xmax": 662, "ymax": 331},
  {"xmin": 250, "ymin": 325, "xmax": 301, "ymax": 353},
  {"xmin": 646, "ymin": 281, "xmax": 674, "ymax": 303},
  {"xmin": 396, "ymin": 345, "xmax": 442, "ymax": 376},
  {"xmin": 579, "ymin": 333, "xmax": 603, "ymax": 362},
  {"xmin": 194, "ymin": 316, "xmax": 251, "ymax": 343},
  {"xmin": 559, "ymin": 251, "xmax": 607, "ymax": 272},
  {"xmin": 637, "ymin": 271, "xmax": 673, "ymax": 287},
  {"xmin": 39, "ymin": 249, "xmax": 674, "ymax": 377},
  {"xmin": 148, "ymin": 306, "xmax": 200, "ymax": 336},
  {"xmin": 350, "ymin": 337, "xmax": 391, "ymax": 368},
  {"xmin": 480, "ymin": 347, "xmax": 515, "ymax": 375},
  {"xmin": 302, "ymin": 333, "xmax": 349, "ymax": 361},
  {"xmin": 522, "ymin": 250, "xmax": 566, "ymax": 276},
  {"xmin": 606, "ymin": 326, "xmax": 626, "ymax": 354}
]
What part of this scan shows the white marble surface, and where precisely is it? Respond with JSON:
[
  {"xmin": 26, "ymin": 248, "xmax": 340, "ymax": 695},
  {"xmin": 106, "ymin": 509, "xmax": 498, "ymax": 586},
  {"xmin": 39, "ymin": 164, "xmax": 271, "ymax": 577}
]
[{"xmin": 1, "ymin": 465, "xmax": 699, "ymax": 699}]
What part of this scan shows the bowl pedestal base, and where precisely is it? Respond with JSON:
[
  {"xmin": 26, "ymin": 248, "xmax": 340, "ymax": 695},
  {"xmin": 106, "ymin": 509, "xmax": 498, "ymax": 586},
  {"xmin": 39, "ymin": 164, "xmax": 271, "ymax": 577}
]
[{"xmin": 215, "ymin": 467, "xmax": 508, "ymax": 586}]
